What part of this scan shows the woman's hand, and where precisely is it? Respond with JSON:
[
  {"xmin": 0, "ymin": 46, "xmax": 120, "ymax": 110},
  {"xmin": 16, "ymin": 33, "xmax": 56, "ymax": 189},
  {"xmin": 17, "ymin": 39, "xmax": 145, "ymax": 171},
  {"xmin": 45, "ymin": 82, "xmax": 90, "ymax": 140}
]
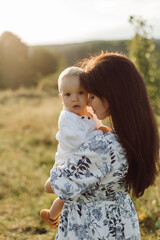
[{"xmin": 98, "ymin": 125, "xmax": 111, "ymax": 134}]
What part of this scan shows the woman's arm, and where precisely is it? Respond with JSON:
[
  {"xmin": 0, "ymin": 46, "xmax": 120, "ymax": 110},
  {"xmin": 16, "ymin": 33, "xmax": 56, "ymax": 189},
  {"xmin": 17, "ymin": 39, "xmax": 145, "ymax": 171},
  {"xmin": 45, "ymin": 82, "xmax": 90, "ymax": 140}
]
[
  {"xmin": 50, "ymin": 134, "xmax": 116, "ymax": 201},
  {"xmin": 50, "ymin": 132, "xmax": 128, "ymax": 202}
]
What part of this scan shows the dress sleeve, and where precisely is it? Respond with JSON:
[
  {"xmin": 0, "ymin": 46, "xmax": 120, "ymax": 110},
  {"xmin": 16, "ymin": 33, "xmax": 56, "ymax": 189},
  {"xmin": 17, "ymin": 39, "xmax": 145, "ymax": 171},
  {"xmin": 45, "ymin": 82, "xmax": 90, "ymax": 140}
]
[
  {"xmin": 56, "ymin": 111, "xmax": 88, "ymax": 150},
  {"xmin": 50, "ymin": 134, "xmax": 117, "ymax": 201}
]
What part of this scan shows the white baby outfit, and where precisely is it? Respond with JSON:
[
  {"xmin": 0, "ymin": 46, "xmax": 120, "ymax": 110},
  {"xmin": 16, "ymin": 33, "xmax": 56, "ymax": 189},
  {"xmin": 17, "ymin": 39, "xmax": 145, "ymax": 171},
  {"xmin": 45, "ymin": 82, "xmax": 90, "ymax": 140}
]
[{"xmin": 55, "ymin": 109, "xmax": 102, "ymax": 166}]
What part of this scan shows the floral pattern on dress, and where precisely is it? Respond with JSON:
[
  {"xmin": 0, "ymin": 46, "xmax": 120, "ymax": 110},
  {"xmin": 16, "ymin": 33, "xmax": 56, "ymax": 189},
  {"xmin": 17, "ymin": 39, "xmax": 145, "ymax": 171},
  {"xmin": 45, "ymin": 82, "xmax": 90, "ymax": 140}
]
[{"xmin": 50, "ymin": 131, "xmax": 141, "ymax": 240}]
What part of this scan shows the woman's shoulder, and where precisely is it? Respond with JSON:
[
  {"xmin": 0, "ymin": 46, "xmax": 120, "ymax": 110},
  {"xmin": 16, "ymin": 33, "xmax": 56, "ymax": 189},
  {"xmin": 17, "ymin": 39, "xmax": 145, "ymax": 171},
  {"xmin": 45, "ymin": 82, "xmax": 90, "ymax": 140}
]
[
  {"xmin": 90, "ymin": 130, "xmax": 120, "ymax": 145},
  {"xmin": 76, "ymin": 130, "xmax": 124, "ymax": 155}
]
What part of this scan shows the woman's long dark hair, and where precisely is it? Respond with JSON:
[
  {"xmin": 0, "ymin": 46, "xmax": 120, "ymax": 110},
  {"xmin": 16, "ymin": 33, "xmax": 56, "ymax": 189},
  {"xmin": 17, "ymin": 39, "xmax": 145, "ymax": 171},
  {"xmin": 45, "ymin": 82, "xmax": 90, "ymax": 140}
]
[{"xmin": 80, "ymin": 52, "xmax": 159, "ymax": 198}]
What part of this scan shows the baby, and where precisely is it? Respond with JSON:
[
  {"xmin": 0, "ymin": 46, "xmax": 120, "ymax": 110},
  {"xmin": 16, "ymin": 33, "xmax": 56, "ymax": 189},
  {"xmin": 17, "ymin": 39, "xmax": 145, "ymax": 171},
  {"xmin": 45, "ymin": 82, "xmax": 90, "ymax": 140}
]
[{"xmin": 40, "ymin": 67, "xmax": 111, "ymax": 229}]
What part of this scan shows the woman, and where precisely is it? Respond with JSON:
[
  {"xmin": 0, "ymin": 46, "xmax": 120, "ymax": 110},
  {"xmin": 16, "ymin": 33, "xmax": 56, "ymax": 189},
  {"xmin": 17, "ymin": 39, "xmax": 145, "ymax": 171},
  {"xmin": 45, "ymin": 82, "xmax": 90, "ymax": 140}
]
[{"xmin": 48, "ymin": 52, "xmax": 159, "ymax": 239}]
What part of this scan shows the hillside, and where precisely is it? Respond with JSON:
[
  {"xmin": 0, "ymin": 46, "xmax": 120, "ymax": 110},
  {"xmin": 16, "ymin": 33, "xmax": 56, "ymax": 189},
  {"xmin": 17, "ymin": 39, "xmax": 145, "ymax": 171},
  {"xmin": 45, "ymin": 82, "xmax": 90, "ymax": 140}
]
[
  {"xmin": 30, "ymin": 39, "xmax": 160, "ymax": 66},
  {"xmin": 30, "ymin": 40, "xmax": 129, "ymax": 66}
]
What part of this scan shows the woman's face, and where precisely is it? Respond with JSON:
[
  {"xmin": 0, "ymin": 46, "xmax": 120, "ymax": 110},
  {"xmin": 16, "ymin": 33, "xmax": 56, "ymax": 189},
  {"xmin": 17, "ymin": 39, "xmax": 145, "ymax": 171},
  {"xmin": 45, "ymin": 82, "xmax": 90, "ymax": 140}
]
[{"xmin": 88, "ymin": 94, "xmax": 109, "ymax": 120}]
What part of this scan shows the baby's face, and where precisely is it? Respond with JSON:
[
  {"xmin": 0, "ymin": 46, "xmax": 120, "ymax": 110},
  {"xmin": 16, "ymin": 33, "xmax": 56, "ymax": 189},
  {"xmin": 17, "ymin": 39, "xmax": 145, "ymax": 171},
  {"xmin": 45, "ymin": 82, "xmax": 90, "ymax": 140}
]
[{"xmin": 60, "ymin": 76, "xmax": 88, "ymax": 116}]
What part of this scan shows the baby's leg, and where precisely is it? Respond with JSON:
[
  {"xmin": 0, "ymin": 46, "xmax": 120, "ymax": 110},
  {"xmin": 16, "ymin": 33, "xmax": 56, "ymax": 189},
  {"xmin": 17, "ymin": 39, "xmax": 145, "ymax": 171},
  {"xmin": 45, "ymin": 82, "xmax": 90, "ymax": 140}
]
[
  {"xmin": 40, "ymin": 197, "xmax": 64, "ymax": 229},
  {"xmin": 49, "ymin": 197, "xmax": 64, "ymax": 219}
]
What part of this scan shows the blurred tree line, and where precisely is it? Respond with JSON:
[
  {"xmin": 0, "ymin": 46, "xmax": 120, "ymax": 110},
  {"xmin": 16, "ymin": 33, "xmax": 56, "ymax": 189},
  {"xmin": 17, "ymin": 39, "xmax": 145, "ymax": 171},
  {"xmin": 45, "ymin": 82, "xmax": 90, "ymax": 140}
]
[
  {"xmin": 0, "ymin": 16, "xmax": 160, "ymax": 113},
  {"xmin": 0, "ymin": 31, "xmax": 60, "ymax": 89}
]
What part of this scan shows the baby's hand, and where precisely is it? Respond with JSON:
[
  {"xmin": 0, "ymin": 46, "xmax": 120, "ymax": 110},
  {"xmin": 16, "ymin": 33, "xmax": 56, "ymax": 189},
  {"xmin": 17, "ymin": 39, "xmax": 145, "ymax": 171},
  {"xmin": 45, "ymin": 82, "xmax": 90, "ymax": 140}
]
[{"xmin": 98, "ymin": 126, "xmax": 111, "ymax": 134}]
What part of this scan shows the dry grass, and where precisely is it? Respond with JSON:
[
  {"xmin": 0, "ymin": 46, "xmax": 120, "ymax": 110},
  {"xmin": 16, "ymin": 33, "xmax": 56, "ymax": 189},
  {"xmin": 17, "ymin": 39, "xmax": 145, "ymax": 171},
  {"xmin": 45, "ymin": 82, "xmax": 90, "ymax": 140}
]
[{"xmin": 0, "ymin": 89, "xmax": 160, "ymax": 240}]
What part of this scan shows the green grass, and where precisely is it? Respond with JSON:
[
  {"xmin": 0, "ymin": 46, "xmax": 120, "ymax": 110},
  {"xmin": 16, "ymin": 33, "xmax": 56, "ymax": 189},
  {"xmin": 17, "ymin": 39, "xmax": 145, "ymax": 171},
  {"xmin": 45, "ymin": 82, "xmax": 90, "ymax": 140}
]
[{"xmin": 0, "ymin": 89, "xmax": 160, "ymax": 240}]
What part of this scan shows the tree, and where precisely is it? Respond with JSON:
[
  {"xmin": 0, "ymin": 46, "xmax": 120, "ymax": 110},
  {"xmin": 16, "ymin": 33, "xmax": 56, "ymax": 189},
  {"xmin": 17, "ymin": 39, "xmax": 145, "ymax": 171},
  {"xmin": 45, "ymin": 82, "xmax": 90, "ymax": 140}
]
[
  {"xmin": 30, "ymin": 47, "xmax": 58, "ymax": 77},
  {"xmin": 0, "ymin": 31, "xmax": 34, "ymax": 89},
  {"xmin": 128, "ymin": 16, "xmax": 160, "ymax": 113}
]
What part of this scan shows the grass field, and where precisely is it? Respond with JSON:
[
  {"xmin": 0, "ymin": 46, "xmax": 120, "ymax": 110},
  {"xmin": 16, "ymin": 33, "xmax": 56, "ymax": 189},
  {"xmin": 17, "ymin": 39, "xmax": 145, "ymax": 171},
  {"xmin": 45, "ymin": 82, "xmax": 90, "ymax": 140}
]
[{"xmin": 0, "ymin": 89, "xmax": 160, "ymax": 240}]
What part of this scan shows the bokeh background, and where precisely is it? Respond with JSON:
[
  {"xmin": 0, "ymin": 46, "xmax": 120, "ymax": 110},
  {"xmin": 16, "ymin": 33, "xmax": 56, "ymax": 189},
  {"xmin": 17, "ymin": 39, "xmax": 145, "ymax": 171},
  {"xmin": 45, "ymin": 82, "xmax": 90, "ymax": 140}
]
[{"xmin": 0, "ymin": 0, "xmax": 160, "ymax": 239}]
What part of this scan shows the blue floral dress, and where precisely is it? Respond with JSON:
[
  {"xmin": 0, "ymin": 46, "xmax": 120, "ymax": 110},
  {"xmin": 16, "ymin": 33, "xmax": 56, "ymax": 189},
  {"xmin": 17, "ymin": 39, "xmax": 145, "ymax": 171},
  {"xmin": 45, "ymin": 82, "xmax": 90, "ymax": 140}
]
[{"xmin": 50, "ymin": 131, "xmax": 141, "ymax": 240}]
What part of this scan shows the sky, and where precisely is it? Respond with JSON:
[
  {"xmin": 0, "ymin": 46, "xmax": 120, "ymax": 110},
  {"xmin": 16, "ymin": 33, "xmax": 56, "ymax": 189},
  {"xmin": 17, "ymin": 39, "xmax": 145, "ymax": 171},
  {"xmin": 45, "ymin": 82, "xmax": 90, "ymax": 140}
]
[{"xmin": 0, "ymin": 0, "xmax": 160, "ymax": 46}]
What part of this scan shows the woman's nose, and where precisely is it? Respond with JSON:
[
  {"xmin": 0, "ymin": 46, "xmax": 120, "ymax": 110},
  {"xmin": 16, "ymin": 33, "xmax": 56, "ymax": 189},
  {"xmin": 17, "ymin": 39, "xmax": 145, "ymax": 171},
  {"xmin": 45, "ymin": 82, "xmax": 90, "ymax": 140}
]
[{"xmin": 88, "ymin": 97, "xmax": 92, "ymax": 106}]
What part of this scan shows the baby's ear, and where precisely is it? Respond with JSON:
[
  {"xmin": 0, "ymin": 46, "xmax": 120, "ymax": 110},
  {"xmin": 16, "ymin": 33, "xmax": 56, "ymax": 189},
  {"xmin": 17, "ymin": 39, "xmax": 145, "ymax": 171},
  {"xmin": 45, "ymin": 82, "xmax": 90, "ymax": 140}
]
[{"xmin": 58, "ymin": 94, "xmax": 63, "ymax": 103}]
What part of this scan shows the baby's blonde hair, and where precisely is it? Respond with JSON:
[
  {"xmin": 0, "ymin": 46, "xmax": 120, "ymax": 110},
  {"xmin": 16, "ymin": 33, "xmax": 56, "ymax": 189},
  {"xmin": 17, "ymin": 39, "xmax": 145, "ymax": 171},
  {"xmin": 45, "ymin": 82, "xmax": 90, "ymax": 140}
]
[{"xmin": 58, "ymin": 66, "xmax": 84, "ymax": 93}]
